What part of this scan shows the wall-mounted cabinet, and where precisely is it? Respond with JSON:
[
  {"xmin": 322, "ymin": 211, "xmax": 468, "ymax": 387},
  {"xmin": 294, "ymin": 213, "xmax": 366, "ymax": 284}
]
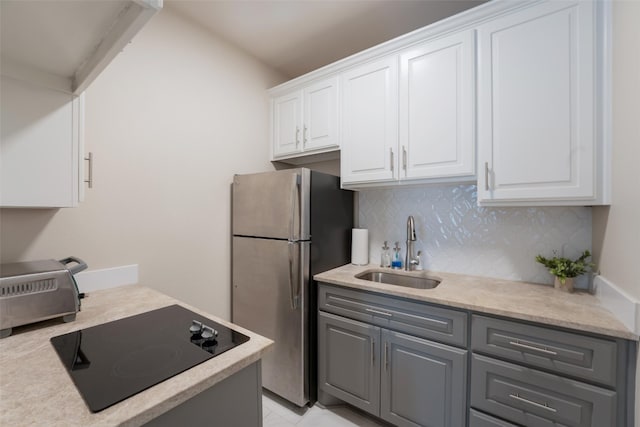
[
  {"xmin": 1, "ymin": 76, "xmax": 85, "ymax": 208},
  {"xmin": 0, "ymin": 0, "xmax": 161, "ymax": 208},
  {"xmin": 267, "ymin": 0, "xmax": 611, "ymax": 206},
  {"xmin": 340, "ymin": 57, "xmax": 398, "ymax": 184},
  {"xmin": 476, "ymin": 0, "xmax": 610, "ymax": 206},
  {"xmin": 340, "ymin": 30, "xmax": 475, "ymax": 188},
  {"xmin": 399, "ymin": 30, "xmax": 475, "ymax": 182},
  {"xmin": 271, "ymin": 76, "xmax": 339, "ymax": 163}
]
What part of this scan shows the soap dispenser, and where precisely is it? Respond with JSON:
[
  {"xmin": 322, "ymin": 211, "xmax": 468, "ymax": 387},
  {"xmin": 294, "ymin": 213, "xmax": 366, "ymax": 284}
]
[
  {"xmin": 391, "ymin": 241, "xmax": 402, "ymax": 269},
  {"xmin": 380, "ymin": 241, "xmax": 391, "ymax": 268}
]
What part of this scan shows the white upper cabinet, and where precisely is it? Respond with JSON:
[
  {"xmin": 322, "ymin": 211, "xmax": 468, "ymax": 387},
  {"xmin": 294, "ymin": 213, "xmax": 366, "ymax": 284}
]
[
  {"xmin": 1, "ymin": 76, "xmax": 84, "ymax": 208},
  {"xmin": 340, "ymin": 57, "xmax": 398, "ymax": 185},
  {"xmin": 476, "ymin": 0, "xmax": 610, "ymax": 206},
  {"xmin": 273, "ymin": 91, "xmax": 303, "ymax": 158},
  {"xmin": 271, "ymin": 76, "xmax": 339, "ymax": 162},
  {"xmin": 341, "ymin": 29, "xmax": 475, "ymax": 188},
  {"xmin": 399, "ymin": 30, "xmax": 475, "ymax": 181},
  {"xmin": 0, "ymin": 0, "xmax": 161, "ymax": 208},
  {"xmin": 303, "ymin": 78, "xmax": 339, "ymax": 152}
]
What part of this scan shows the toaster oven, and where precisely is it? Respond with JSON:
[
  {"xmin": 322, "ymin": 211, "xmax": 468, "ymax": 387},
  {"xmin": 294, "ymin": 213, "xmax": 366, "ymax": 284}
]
[{"xmin": 0, "ymin": 257, "xmax": 87, "ymax": 338}]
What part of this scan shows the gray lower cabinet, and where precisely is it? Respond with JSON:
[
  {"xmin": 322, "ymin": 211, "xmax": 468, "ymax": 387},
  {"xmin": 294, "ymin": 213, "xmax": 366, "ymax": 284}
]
[
  {"xmin": 468, "ymin": 409, "xmax": 519, "ymax": 427},
  {"xmin": 318, "ymin": 311, "xmax": 381, "ymax": 415},
  {"xmin": 318, "ymin": 283, "xmax": 635, "ymax": 427},
  {"xmin": 318, "ymin": 306, "xmax": 468, "ymax": 427},
  {"xmin": 145, "ymin": 361, "xmax": 263, "ymax": 426},
  {"xmin": 470, "ymin": 315, "xmax": 634, "ymax": 427},
  {"xmin": 471, "ymin": 354, "xmax": 617, "ymax": 426},
  {"xmin": 381, "ymin": 329, "xmax": 467, "ymax": 427}
]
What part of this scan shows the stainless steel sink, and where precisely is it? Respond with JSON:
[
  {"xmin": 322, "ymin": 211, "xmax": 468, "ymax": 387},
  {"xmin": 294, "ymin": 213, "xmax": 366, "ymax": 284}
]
[{"xmin": 355, "ymin": 270, "xmax": 441, "ymax": 289}]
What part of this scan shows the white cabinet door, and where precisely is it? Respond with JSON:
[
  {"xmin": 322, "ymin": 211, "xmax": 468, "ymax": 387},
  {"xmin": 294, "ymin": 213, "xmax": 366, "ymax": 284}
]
[
  {"xmin": 1, "ymin": 76, "xmax": 84, "ymax": 208},
  {"xmin": 399, "ymin": 30, "xmax": 475, "ymax": 181},
  {"xmin": 273, "ymin": 91, "xmax": 303, "ymax": 158},
  {"xmin": 341, "ymin": 57, "xmax": 398, "ymax": 185},
  {"xmin": 303, "ymin": 77, "xmax": 339, "ymax": 152},
  {"xmin": 477, "ymin": 1, "xmax": 596, "ymax": 204}
]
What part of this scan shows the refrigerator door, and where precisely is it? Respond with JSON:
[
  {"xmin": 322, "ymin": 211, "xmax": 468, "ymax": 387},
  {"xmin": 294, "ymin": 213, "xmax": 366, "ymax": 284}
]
[
  {"xmin": 232, "ymin": 236, "xmax": 310, "ymax": 406},
  {"xmin": 232, "ymin": 169, "xmax": 310, "ymax": 240}
]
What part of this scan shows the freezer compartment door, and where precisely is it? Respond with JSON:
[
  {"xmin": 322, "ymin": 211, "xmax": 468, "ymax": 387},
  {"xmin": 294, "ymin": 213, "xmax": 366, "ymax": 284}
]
[
  {"xmin": 232, "ymin": 169, "xmax": 310, "ymax": 240},
  {"xmin": 232, "ymin": 236, "xmax": 310, "ymax": 406}
]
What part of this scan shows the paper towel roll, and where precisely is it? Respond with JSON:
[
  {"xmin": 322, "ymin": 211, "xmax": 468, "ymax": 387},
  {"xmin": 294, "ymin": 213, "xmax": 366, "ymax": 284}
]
[{"xmin": 351, "ymin": 228, "xmax": 369, "ymax": 265}]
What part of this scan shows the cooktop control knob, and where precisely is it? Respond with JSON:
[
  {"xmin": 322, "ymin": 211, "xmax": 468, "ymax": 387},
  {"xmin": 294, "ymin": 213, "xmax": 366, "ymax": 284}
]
[
  {"xmin": 189, "ymin": 320, "xmax": 203, "ymax": 336},
  {"xmin": 201, "ymin": 326, "xmax": 218, "ymax": 341}
]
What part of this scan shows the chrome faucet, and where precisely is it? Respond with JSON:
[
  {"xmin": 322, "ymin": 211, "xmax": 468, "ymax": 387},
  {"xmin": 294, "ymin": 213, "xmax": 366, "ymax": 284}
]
[{"xmin": 405, "ymin": 216, "xmax": 420, "ymax": 271}]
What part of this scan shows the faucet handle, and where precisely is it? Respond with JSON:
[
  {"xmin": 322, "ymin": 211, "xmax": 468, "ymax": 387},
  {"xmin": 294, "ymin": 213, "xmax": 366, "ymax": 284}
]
[{"xmin": 414, "ymin": 251, "xmax": 422, "ymax": 270}]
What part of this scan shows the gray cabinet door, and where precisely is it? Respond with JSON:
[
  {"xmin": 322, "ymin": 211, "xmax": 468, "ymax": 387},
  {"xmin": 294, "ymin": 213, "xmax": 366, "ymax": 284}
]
[
  {"xmin": 471, "ymin": 354, "xmax": 617, "ymax": 427},
  {"xmin": 318, "ymin": 311, "xmax": 381, "ymax": 415},
  {"xmin": 380, "ymin": 329, "xmax": 468, "ymax": 427}
]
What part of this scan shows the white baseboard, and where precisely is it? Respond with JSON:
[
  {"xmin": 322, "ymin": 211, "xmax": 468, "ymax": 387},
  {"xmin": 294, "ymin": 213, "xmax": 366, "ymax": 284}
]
[
  {"xmin": 593, "ymin": 274, "xmax": 639, "ymax": 335},
  {"xmin": 75, "ymin": 264, "xmax": 138, "ymax": 293}
]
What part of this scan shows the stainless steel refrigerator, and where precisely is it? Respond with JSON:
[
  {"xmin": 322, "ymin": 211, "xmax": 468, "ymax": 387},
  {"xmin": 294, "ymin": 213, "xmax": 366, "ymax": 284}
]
[{"xmin": 231, "ymin": 168, "xmax": 353, "ymax": 407}]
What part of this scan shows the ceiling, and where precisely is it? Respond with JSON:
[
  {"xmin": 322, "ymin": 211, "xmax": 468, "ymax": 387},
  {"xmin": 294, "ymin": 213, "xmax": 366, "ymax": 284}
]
[{"xmin": 166, "ymin": 0, "xmax": 487, "ymax": 80}]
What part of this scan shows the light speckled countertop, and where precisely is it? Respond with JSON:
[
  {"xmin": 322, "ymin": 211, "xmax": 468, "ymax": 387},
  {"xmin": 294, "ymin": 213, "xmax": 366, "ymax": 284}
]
[
  {"xmin": 0, "ymin": 285, "xmax": 273, "ymax": 427},
  {"xmin": 315, "ymin": 264, "xmax": 638, "ymax": 341}
]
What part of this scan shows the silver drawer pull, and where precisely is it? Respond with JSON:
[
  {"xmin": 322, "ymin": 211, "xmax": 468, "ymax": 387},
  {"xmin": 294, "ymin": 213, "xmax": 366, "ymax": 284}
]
[
  {"xmin": 509, "ymin": 340, "xmax": 558, "ymax": 355},
  {"xmin": 509, "ymin": 393, "xmax": 557, "ymax": 413},
  {"xmin": 365, "ymin": 308, "xmax": 393, "ymax": 317}
]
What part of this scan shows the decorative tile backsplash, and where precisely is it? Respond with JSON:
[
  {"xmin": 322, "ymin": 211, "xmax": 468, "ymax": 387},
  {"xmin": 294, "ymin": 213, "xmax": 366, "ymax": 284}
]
[{"xmin": 358, "ymin": 185, "xmax": 592, "ymax": 289}]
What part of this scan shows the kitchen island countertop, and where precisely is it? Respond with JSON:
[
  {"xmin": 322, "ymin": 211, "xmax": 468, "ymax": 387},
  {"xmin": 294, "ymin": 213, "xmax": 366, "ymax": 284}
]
[
  {"xmin": 315, "ymin": 264, "xmax": 638, "ymax": 341},
  {"xmin": 0, "ymin": 285, "xmax": 273, "ymax": 427}
]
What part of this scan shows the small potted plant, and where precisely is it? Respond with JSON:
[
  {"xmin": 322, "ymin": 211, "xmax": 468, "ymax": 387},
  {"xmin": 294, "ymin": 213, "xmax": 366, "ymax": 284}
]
[{"xmin": 535, "ymin": 250, "xmax": 595, "ymax": 293}]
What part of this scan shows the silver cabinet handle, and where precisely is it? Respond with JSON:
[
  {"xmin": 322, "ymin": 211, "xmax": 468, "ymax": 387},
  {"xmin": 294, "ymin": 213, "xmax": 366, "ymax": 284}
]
[
  {"xmin": 390, "ymin": 148, "xmax": 394, "ymax": 172},
  {"xmin": 371, "ymin": 341, "xmax": 375, "ymax": 365},
  {"xmin": 84, "ymin": 152, "xmax": 93, "ymax": 189},
  {"xmin": 384, "ymin": 342, "xmax": 389, "ymax": 371},
  {"xmin": 402, "ymin": 146, "xmax": 407, "ymax": 171},
  {"xmin": 295, "ymin": 127, "xmax": 300, "ymax": 145},
  {"xmin": 303, "ymin": 125, "xmax": 308, "ymax": 144},
  {"xmin": 484, "ymin": 162, "xmax": 490, "ymax": 191},
  {"xmin": 509, "ymin": 393, "xmax": 557, "ymax": 413},
  {"xmin": 509, "ymin": 340, "xmax": 558, "ymax": 356},
  {"xmin": 365, "ymin": 308, "xmax": 393, "ymax": 317}
]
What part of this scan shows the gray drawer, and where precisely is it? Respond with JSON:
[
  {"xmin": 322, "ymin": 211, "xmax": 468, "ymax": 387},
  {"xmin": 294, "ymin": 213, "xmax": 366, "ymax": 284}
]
[
  {"xmin": 471, "ymin": 315, "xmax": 617, "ymax": 387},
  {"xmin": 319, "ymin": 283, "xmax": 467, "ymax": 347},
  {"xmin": 471, "ymin": 354, "xmax": 617, "ymax": 427},
  {"xmin": 469, "ymin": 409, "xmax": 518, "ymax": 427}
]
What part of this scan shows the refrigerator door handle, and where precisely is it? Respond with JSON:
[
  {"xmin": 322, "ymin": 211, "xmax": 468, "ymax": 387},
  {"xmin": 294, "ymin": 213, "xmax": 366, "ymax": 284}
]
[
  {"xmin": 288, "ymin": 242, "xmax": 299, "ymax": 310},
  {"xmin": 288, "ymin": 174, "xmax": 300, "ymax": 242}
]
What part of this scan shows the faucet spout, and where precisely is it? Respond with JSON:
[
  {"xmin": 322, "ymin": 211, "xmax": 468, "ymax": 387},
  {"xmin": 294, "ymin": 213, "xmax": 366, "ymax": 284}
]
[
  {"xmin": 407, "ymin": 215, "xmax": 416, "ymax": 241},
  {"xmin": 405, "ymin": 216, "xmax": 419, "ymax": 271}
]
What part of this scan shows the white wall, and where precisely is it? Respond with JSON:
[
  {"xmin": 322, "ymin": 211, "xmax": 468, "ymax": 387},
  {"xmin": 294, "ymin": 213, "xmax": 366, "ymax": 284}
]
[
  {"xmin": 592, "ymin": 1, "xmax": 640, "ymax": 424},
  {"xmin": 0, "ymin": 7, "xmax": 285, "ymax": 320}
]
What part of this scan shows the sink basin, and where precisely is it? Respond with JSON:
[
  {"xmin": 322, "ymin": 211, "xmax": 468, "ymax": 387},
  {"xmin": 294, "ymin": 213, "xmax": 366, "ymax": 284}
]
[{"xmin": 355, "ymin": 270, "xmax": 441, "ymax": 289}]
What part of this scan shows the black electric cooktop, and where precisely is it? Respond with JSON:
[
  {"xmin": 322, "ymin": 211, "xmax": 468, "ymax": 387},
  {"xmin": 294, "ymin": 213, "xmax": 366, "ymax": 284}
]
[{"xmin": 50, "ymin": 304, "xmax": 250, "ymax": 413}]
